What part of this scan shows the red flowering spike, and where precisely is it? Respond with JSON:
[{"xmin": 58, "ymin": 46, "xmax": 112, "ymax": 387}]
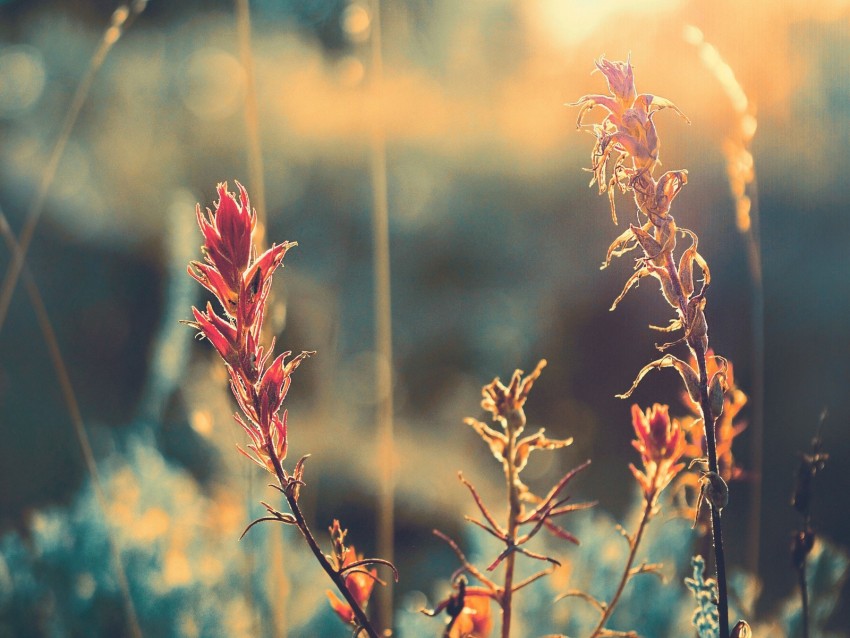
[
  {"xmin": 187, "ymin": 181, "xmax": 309, "ymax": 478},
  {"xmin": 196, "ymin": 182, "xmax": 256, "ymax": 291}
]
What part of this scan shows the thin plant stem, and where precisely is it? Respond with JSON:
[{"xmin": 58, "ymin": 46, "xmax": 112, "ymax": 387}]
[
  {"xmin": 650, "ymin": 248, "xmax": 729, "ymax": 637},
  {"xmin": 0, "ymin": 1, "xmax": 146, "ymax": 336},
  {"xmin": 798, "ymin": 556, "xmax": 810, "ymax": 638},
  {"xmin": 368, "ymin": 0, "xmax": 396, "ymax": 629},
  {"xmin": 658, "ymin": 247, "xmax": 730, "ymax": 637},
  {"xmin": 265, "ymin": 445, "xmax": 380, "ymax": 638},
  {"xmin": 743, "ymin": 172, "xmax": 764, "ymax": 576},
  {"xmin": 235, "ymin": 0, "xmax": 267, "ymax": 244},
  {"xmin": 0, "ymin": 210, "xmax": 143, "ymax": 638},
  {"xmin": 693, "ymin": 346, "xmax": 729, "ymax": 638},
  {"xmin": 653, "ymin": 244, "xmax": 729, "ymax": 638},
  {"xmin": 588, "ymin": 497, "xmax": 654, "ymax": 638},
  {"xmin": 234, "ymin": 2, "xmax": 279, "ymax": 633},
  {"xmin": 500, "ymin": 413, "xmax": 522, "ymax": 638}
]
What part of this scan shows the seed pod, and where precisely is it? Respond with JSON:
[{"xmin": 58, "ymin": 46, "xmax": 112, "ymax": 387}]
[
  {"xmin": 701, "ymin": 471, "xmax": 729, "ymax": 511},
  {"xmin": 731, "ymin": 620, "xmax": 752, "ymax": 638},
  {"xmin": 709, "ymin": 372, "xmax": 727, "ymax": 420},
  {"xmin": 791, "ymin": 528, "xmax": 816, "ymax": 570}
]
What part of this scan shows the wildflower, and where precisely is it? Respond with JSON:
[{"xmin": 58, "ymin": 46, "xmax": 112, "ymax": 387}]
[
  {"xmin": 629, "ymin": 403, "xmax": 685, "ymax": 501},
  {"xmin": 572, "ymin": 56, "xmax": 689, "ymax": 223},
  {"xmin": 193, "ymin": 182, "xmax": 255, "ymax": 304},
  {"xmin": 448, "ymin": 590, "xmax": 494, "ymax": 638},
  {"xmin": 326, "ymin": 547, "xmax": 377, "ymax": 624},
  {"xmin": 187, "ymin": 181, "xmax": 312, "ymax": 476},
  {"xmin": 466, "ymin": 359, "xmax": 576, "ymax": 510},
  {"xmin": 188, "ymin": 181, "xmax": 295, "ymax": 340},
  {"xmin": 326, "ymin": 520, "xmax": 377, "ymax": 625},
  {"xmin": 426, "ymin": 579, "xmax": 495, "ymax": 638}
]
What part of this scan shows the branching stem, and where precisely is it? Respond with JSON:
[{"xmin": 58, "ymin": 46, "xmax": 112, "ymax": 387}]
[
  {"xmin": 588, "ymin": 497, "xmax": 654, "ymax": 638},
  {"xmin": 501, "ymin": 412, "xmax": 523, "ymax": 638},
  {"xmin": 265, "ymin": 443, "xmax": 380, "ymax": 638}
]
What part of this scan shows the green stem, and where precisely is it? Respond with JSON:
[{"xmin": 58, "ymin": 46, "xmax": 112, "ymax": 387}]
[{"xmin": 588, "ymin": 496, "xmax": 654, "ymax": 638}]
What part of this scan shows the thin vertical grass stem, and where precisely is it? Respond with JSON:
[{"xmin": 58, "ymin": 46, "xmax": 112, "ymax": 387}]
[
  {"xmin": 368, "ymin": 0, "xmax": 396, "ymax": 629},
  {"xmin": 235, "ymin": 0, "xmax": 267, "ymax": 243},
  {"xmin": 234, "ymin": 2, "xmax": 276, "ymax": 633},
  {"xmin": 0, "ymin": 210, "xmax": 143, "ymax": 638},
  {"xmin": 0, "ymin": 2, "xmax": 146, "ymax": 335}
]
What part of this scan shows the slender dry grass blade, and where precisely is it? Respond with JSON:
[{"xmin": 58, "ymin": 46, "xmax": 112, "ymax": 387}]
[
  {"xmin": 0, "ymin": 209, "xmax": 143, "ymax": 638},
  {"xmin": 684, "ymin": 25, "xmax": 764, "ymax": 575},
  {"xmin": 234, "ymin": 1, "xmax": 278, "ymax": 633},
  {"xmin": 0, "ymin": 1, "xmax": 147, "ymax": 336},
  {"xmin": 235, "ymin": 0, "xmax": 267, "ymax": 243},
  {"xmin": 367, "ymin": 0, "xmax": 396, "ymax": 629}
]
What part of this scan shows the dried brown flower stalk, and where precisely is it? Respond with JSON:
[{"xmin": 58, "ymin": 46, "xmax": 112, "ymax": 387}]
[{"xmin": 572, "ymin": 56, "xmax": 739, "ymax": 637}]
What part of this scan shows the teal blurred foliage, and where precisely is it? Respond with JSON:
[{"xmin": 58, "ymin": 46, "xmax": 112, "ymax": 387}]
[
  {"xmin": 397, "ymin": 489, "xmax": 849, "ymax": 637},
  {"xmin": 686, "ymin": 555, "xmax": 720, "ymax": 638},
  {"xmin": 0, "ymin": 432, "xmax": 360, "ymax": 638},
  {"xmin": 780, "ymin": 540, "xmax": 850, "ymax": 638},
  {"xmin": 3, "ymin": 472, "xmax": 846, "ymax": 636}
]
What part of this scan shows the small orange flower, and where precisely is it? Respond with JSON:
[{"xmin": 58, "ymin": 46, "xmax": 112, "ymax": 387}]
[
  {"xmin": 326, "ymin": 545, "xmax": 377, "ymax": 625},
  {"xmin": 448, "ymin": 590, "xmax": 494, "ymax": 638},
  {"xmin": 629, "ymin": 403, "xmax": 685, "ymax": 501}
]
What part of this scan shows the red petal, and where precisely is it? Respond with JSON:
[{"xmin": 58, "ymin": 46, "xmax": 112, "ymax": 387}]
[{"xmin": 192, "ymin": 304, "xmax": 236, "ymax": 360}]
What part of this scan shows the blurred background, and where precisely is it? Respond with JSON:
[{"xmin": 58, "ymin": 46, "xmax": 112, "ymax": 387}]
[{"xmin": 0, "ymin": 0, "xmax": 848, "ymax": 636}]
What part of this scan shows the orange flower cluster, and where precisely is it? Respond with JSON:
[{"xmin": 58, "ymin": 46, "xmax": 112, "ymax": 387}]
[
  {"xmin": 480, "ymin": 359, "xmax": 547, "ymax": 424},
  {"xmin": 468, "ymin": 360, "xmax": 575, "ymax": 480},
  {"xmin": 448, "ymin": 592, "xmax": 494, "ymax": 638},
  {"xmin": 325, "ymin": 520, "xmax": 378, "ymax": 625},
  {"xmin": 188, "ymin": 182, "xmax": 313, "ymax": 474},
  {"xmin": 429, "ymin": 578, "xmax": 495, "ymax": 638}
]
